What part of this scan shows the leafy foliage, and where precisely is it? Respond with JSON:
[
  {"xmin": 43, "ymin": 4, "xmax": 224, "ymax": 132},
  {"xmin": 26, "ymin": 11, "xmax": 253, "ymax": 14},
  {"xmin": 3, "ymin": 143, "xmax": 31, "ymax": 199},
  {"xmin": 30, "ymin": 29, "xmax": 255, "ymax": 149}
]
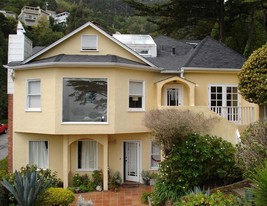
[
  {"xmin": 175, "ymin": 190, "xmax": 242, "ymax": 206},
  {"xmin": 250, "ymin": 159, "xmax": 267, "ymax": 206},
  {"xmin": 72, "ymin": 171, "xmax": 103, "ymax": 192},
  {"xmin": 1, "ymin": 168, "xmax": 51, "ymax": 206},
  {"xmin": 110, "ymin": 171, "xmax": 121, "ymax": 191},
  {"xmin": 144, "ymin": 109, "xmax": 219, "ymax": 156},
  {"xmin": 238, "ymin": 44, "xmax": 267, "ymax": 105},
  {"xmin": 236, "ymin": 120, "xmax": 267, "ymax": 177},
  {"xmin": 151, "ymin": 133, "xmax": 242, "ymax": 205},
  {"xmin": 38, "ymin": 187, "xmax": 75, "ymax": 206}
]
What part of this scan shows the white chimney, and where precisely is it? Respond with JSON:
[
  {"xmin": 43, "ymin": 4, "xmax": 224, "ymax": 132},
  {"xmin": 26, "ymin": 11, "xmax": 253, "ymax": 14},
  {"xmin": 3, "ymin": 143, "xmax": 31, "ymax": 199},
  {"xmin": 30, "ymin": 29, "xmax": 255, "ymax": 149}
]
[{"xmin": 7, "ymin": 21, "xmax": 32, "ymax": 94}]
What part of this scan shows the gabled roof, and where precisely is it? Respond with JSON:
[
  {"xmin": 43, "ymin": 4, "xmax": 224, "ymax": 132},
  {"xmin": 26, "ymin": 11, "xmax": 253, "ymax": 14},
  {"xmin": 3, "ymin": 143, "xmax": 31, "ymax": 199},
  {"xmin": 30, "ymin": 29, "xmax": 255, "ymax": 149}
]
[
  {"xmin": 22, "ymin": 22, "xmax": 156, "ymax": 67},
  {"xmin": 147, "ymin": 35, "xmax": 246, "ymax": 71},
  {"xmin": 183, "ymin": 36, "xmax": 246, "ymax": 68}
]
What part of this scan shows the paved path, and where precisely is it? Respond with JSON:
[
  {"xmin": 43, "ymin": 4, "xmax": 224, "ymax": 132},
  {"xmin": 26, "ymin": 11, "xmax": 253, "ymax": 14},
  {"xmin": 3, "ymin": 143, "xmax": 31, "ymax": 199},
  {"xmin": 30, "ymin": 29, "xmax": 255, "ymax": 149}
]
[{"xmin": 0, "ymin": 133, "xmax": 8, "ymax": 160}]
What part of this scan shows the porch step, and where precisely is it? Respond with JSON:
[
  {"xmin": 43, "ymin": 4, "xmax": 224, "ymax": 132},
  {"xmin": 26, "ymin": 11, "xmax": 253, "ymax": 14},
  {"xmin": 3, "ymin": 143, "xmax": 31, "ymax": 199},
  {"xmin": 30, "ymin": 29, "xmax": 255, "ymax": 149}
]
[{"xmin": 121, "ymin": 181, "xmax": 140, "ymax": 188}]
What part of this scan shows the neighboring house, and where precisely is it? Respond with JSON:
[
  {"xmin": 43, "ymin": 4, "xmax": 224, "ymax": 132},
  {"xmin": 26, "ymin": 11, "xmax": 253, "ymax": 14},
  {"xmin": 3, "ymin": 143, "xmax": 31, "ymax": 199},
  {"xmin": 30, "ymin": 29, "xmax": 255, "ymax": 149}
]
[
  {"xmin": 54, "ymin": 11, "xmax": 69, "ymax": 24},
  {"xmin": 6, "ymin": 22, "xmax": 259, "ymax": 190},
  {"xmin": 0, "ymin": 10, "xmax": 17, "ymax": 19},
  {"xmin": 18, "ymin": 6, "xmax": 50, "ymax": 27}
]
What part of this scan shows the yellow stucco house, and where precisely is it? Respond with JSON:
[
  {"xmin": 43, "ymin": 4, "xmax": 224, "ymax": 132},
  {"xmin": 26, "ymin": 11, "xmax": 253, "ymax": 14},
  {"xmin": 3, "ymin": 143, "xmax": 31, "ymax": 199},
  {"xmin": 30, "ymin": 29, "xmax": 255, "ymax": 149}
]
[{"xmin": 6, "ymin": 22, "xmax": 260, "ymax": 190}]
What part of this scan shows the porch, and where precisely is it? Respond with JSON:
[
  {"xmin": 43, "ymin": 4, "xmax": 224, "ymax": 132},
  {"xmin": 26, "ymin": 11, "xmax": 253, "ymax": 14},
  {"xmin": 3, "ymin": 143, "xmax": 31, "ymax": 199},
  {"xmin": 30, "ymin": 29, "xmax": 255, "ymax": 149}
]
[{"xmin": 70, "ymin": 185, "xmax": 153, "ymax": 206}]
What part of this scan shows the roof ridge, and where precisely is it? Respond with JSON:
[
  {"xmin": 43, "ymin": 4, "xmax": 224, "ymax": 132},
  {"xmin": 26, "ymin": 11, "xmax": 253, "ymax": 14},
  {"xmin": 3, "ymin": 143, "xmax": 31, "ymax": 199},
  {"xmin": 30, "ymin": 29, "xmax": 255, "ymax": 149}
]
[{"xmin": 182, "ymin": 37, "xmax": 208, "ymax": 67}]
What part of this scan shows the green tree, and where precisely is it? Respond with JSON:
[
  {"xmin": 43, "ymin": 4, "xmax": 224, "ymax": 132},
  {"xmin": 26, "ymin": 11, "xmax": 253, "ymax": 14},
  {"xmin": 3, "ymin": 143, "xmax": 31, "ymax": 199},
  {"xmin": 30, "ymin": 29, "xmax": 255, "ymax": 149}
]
[
  {"xmin": 124, "ymin": 0, "xmax": 224, "ymax": 40},
  {"xmin": 238, "ymin": 44, "xmax": 267, "ymax": 105}
]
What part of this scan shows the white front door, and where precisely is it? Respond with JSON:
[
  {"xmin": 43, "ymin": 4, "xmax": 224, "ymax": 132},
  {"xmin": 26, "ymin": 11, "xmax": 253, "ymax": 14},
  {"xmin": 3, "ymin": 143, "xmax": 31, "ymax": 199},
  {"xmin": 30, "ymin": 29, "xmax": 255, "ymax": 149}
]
[{"xmin": 124, "ymin": 141, "xmax": 140, "ymax": 182}]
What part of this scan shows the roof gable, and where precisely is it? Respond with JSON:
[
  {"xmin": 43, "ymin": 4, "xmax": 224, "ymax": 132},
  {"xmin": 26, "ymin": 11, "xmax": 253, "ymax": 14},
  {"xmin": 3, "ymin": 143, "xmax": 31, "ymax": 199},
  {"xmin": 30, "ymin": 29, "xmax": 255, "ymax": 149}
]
[{"xmin": 23, "ymin": 22, "xmax": 155, "ymax": 67}]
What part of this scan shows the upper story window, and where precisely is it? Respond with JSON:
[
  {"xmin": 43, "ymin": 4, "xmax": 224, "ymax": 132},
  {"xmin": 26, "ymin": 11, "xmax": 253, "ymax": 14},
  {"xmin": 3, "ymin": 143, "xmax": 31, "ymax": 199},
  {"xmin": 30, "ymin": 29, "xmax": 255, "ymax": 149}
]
[
  {"xmin": 29, "ymin": 141, "xmax": 48, "ymax": 169},
  {"xmin": 26, "ymin": 79, "xmax": 41, "ymax": 111},
  {"xmin": 62, "ymin": 78, "xmax": 107, "ymax": 123},
  {"xmin": 81, "ymin": 35, "xmax": 98, "ymax": 51},
  {"xmin": 150, "ymin": 141, "xmax": 161, "ymax": 169},
  {"xmin": 129, "ymin": 80, "xmax": 145, "ymax": 111}
]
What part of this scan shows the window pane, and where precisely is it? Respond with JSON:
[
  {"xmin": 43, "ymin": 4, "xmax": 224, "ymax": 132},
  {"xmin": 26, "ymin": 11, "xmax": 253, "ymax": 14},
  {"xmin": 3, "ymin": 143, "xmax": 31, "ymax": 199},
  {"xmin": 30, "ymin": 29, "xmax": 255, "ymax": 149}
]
[
  {"xmin": 129, "ymin": 97, "xmax": 142, "ymax": 108},
  {"xmin": 29, "ymin": 95, "xmax": 40, "ymax": 108},
  {"xmin": 28, "ymin": 81, "xmax": 40, "ymax": 94},
  {"xmin": 63, "ymin": 78, "xmax": 107, "ymax": 122},
  {"xmin": 82, "ymin": 35, "xmax": 97, "ymax": 50},
  {"xmin": 78, "ymin": 141, "xmax": 97, "ymax": 170},
  {"xmin": 29, "ymin": 141, "xmax": 48, "ymax": 169},
  {"xmin": 151, "ymin": 142, "xmax": 161, "ymax": 168},
  {"xmin": 129, "ymin": 81, "xmax": 143, "ymax": 95}
]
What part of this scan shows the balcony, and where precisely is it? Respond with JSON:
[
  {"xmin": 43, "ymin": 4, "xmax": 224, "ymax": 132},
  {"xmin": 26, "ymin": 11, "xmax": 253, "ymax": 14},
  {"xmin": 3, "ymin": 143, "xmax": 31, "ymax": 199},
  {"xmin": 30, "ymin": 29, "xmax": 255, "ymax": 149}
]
[{"xmin": 209, "ymin": 106, "xmax": 255, "ymax": 125}]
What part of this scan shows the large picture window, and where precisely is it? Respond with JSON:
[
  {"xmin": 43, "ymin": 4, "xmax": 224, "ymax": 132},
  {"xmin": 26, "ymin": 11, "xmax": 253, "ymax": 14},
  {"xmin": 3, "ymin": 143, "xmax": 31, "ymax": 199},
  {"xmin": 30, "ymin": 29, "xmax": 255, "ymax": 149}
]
[
  {"xmin": 77, "ymin": 141, "xmax": 97, "ymax": 170},
  {"xmin": 63, "ymin": 78, "xmax": 107, "ymax": 122},
  {"xmin": 26, "ymin": 79, "xmax": 41, "ymax": 111},
  {"xmin": 29, "ymin": 141, "xmax": 48, "ymax": 169}
]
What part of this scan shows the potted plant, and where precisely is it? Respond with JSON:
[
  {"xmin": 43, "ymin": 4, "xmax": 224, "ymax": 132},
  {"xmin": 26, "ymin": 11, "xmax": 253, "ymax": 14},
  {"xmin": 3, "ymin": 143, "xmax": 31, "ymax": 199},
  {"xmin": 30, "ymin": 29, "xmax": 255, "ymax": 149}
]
[
  {"xmin": 110, "ymin": 171, "xmax": 121, "ymax": 192},
  {"xmin": 141, "ymin": 170, "xmax": 151, "ymax": 185}
]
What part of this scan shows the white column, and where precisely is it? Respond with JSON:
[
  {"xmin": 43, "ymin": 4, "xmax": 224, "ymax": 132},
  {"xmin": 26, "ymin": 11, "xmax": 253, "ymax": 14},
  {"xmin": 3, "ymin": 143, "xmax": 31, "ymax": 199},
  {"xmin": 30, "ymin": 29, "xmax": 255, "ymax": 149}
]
[
  {"xmin": 103, "ymin": 136, "xmax": 108, "ymax": 191},
  {"xmin": 63, "ymin": 137, "xmax": 69, "ymax": 188}
]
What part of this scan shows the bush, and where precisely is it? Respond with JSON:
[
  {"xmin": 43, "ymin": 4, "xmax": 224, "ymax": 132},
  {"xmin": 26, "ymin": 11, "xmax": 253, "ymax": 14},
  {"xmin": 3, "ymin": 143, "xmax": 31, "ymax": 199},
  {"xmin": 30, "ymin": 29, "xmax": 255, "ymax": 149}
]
[
  {"xmin": 250, "ymin": 159, "xmax": 267, "ymax": 206},
  {"xmin": 39, "ymin": 188, "xmax": 75, "ymax": 206},
  {"xmin": 236, "ymin": 120, "xmax": 267, "ymax": 177},
  {"xmin": 151, "ymin": 134, "xmax": 242, "ymax": 205},
  {"xmin": 72, "ymin": 173, "xmax": 95, "ymax": 192},
  {"xmin": 141, "ymin": 191, "xmax": 151, "ymax": 204},
  {"xmin": 175, "ymin": 190, "xmax": 241, "ymax": 206}
]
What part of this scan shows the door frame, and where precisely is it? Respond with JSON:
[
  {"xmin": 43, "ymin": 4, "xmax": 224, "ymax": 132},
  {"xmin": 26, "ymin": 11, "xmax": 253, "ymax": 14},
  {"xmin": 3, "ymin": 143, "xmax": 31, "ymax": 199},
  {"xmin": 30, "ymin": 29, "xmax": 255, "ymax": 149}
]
[
  {"xmin": 164, "ymin": 84, "xmax": 183, "ymax": 106},
  {"xmin": 122, "ymin": 140, "xmax": 142, "ymax": 183}
]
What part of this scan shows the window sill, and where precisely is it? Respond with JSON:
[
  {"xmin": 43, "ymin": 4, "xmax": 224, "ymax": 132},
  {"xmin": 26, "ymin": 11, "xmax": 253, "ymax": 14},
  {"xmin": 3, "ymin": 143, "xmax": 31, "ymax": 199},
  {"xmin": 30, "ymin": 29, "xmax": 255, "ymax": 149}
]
[
  {"xmin": 80, "ymin": 49, "xmax": 99, "ymax": 52},
  {"xmin": 149, "ymin": 168, "xmax": 159, "ymax": 171},
  {"xmin": 76, "ymin": 169, "xmax": 97, "ymax": 172},
  {"xmin": 128, "ymin": 109, "xmax": 145, "ymax": 112},
  {"xmin": 61, "ymin": 122, "xmax": 108, "ymax": 125},
  {"xmin": 25, "ymin": 108, "xmax": 42, "ymax": 112}
]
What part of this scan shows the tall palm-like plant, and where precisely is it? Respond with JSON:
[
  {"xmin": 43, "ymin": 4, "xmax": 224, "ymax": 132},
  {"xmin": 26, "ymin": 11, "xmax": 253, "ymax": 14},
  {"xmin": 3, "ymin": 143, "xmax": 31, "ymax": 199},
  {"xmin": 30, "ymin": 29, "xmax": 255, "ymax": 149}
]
[{"xmin": 1, "ymin": 169, "xmax": 51, "ymax": 206}]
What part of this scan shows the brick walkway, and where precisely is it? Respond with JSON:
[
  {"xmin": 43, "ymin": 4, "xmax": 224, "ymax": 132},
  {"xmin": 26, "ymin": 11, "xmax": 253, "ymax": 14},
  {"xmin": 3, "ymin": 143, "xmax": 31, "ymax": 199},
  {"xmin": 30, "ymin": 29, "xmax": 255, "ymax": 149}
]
[{"xmin": 70, "ymin": 185, "xmax": 153, "ymax": 206}]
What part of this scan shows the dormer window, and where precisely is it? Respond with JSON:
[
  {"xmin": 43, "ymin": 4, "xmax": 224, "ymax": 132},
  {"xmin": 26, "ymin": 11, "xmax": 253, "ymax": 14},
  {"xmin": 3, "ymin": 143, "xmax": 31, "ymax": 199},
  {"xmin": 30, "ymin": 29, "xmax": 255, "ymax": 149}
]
[{"xmin": 81, "ymin": 35, "xmax": 98, "ymax": 51}]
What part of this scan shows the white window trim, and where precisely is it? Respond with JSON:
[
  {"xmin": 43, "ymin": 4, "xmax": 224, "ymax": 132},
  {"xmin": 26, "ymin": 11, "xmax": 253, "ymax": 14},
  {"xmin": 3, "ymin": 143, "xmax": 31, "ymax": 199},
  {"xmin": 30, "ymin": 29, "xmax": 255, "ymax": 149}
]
[
  {"xmin": 128, "ymin": 80, "xmax": 145, "ymax": 112},
  {"xmin": 81, "ymin": 34, "xmax": 98, "ymax": 51},
  {"xmin": 26, "ymin": 79, "xmax": 41, "ymax": 112},
  {"xmin": 28, "ymin": 140, "xmax": 49, "ymax": 169},
  {"xmin": 208, "ymin": 84, "xmax": 240, "ymax": 107},
  {"xmin": 61, "ymin": 77, "xmax": 109, "ymax": 124},
  {"xmin": 164, "ymin": 84, "xmax": 183, "ymax": 106},
  {"xmin": 150, "ymin": 141, "xmax": 161, "ymax": 170},
  {"xmin": 76, "ymin": 140, "xmax": 98, "ymax": 172}
]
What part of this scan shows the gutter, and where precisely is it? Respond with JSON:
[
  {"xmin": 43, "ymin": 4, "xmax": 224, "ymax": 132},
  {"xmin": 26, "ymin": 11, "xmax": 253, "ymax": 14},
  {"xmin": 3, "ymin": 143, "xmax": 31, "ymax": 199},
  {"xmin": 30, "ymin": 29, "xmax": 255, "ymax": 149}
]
[
  {"xmin": 4, "ymin": 62, "xmax": 162, "ymax": 72},
  {"xmin": 160, "ymin": 67, "xmax": 184, "ymax": 78}
]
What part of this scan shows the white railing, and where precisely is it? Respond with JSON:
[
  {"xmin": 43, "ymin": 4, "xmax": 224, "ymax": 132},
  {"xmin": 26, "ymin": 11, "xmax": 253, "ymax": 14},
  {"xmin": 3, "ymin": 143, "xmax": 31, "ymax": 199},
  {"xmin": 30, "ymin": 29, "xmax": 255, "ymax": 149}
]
[{"xmin": 210, "ymin": 106, "xmax": 255, "ymax": 125}]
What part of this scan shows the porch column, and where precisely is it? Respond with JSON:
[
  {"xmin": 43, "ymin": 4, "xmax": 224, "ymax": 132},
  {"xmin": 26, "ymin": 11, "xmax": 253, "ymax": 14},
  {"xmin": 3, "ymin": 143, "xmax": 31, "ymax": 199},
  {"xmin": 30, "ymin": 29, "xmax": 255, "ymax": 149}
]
[
  {"xmin": 103, "ymin": 135, "xmax": 108, "ymax": 191},
  {"xmin": 156, "ymin": 83, "xmax": 162, "ymax": 107},
  {"xmin": 189, "ymin": 84, "xmax": 195, "ymax": 106},
  {"xmin": 63, "ymin": 137, "xmax": 70, "ymax": 188}
]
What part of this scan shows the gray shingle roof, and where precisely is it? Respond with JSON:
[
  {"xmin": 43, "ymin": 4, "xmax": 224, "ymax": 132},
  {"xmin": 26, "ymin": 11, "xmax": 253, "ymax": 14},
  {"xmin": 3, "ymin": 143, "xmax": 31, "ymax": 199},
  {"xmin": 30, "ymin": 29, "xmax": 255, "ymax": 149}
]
[
  {"xmin": 184, "ymin": 36, "xmax": 246, "ymax": 68},
  {"xmin": 9, "ymin": 54, "xmax": 148, "ymax": 67},
  {"xmin": 147, "ymin": 35, "xmax": 246, "ymax": 71}
]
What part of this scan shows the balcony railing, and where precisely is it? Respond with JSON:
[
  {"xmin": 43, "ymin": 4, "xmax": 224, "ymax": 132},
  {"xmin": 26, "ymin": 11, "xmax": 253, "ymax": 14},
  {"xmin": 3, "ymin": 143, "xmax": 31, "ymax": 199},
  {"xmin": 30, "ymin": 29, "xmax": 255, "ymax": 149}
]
[{"xmin": 210, "ymin": 106, "xmax": 255, "ymax": 125}]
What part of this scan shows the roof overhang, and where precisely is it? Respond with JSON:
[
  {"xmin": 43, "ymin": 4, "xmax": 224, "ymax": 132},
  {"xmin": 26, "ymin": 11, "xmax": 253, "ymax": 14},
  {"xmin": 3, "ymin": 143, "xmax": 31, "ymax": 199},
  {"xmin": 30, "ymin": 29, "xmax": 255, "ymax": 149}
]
[
  {"xmin": 5, "ymin": 62, "xmax": 161, "ymax": 72},
  {"xmin": 183, "ymin": 67, "xmax": 240, "ymax": 72}
]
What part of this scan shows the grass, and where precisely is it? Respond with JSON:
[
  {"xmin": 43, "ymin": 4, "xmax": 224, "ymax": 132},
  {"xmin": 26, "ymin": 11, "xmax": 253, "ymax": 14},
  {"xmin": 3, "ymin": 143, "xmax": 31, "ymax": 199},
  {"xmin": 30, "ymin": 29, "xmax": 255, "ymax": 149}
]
[{"xmin": 0, "ymin": 157, "xmax": 8, "ymax": 171}]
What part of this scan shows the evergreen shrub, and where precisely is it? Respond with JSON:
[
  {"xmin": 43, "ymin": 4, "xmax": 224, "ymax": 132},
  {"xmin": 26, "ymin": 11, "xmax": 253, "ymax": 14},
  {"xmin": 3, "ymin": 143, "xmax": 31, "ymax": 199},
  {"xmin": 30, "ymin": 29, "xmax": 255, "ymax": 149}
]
[
  {"xmin": 151, "ymin": 133, "xmax": 242, "ymax": 205},
  {"xmin": 39, "ymin": 187, "xmax": 75, "ymax": 206}
]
